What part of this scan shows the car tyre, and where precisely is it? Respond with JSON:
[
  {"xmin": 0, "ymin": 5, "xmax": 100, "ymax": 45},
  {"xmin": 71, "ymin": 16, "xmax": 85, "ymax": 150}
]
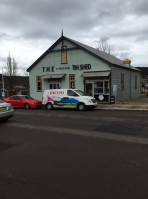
[
  {"xmin": 24, "ymin": 103, "xmax": 30, "ymax": 110},
  {"xmin": 46, "ymin": 102, "xmax": 53, "ymax": 110},
  {"xmin": 77, "ymin": 103, "xmax": 86, "ymax": 111}
]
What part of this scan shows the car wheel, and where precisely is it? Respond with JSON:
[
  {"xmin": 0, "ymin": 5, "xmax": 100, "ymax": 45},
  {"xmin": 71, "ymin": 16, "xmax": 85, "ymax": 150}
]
[
  {"xmin": 46, "ymin": 102, "xmax": 53, "ymax": 110},
  {"xmin": 77, "ymin": 103, "xmax": 86, "ymax": 111},
  {"xmin": 24, "ymin": 103, "xmax": 30, "ymax": 110}
]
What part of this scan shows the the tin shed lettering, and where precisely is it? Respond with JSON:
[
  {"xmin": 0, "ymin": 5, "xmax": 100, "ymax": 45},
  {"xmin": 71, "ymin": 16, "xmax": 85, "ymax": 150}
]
[{"xmin": 72, "ymin": 64, "xmax": 91, "ymax": 70}]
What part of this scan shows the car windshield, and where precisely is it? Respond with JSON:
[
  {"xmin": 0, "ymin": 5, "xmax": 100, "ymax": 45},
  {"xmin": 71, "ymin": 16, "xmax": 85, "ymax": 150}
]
[
  {"xmin": 21, "ymin": 96, "xmax": 34, "ymax": 100},
  {"xmin": 0, "ymin": 99, "xmax": 4, "ymax": 103},
  {"xmin": 75, "ymin": 90, "xmax": 85, "ymax": 96}
]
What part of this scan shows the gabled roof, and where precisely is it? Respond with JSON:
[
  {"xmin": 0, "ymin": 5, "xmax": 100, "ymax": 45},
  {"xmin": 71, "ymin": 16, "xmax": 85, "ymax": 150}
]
[{"xmin": 27, "ymin": 36, "xmax": 140, "ymax": 72}]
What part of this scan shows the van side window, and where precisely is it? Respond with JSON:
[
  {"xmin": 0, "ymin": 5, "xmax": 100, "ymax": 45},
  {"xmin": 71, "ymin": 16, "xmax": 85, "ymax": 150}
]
[{"xmin": 67, "ymin": 90, "xmax": 78, "ymax": 96}]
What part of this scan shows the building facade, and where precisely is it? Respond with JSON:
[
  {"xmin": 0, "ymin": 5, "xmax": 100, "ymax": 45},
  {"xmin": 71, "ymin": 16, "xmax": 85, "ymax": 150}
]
[
  {"xmin": 136, "ymin": 67, "xmax": 148, "ymax": 94},
  {"xmin": 0, "ymin": 75, "xmax": 29, "ymax": 99},
  {"xmin": 27, "ymin": 35, "xmax": 141, "ymax": 103}
]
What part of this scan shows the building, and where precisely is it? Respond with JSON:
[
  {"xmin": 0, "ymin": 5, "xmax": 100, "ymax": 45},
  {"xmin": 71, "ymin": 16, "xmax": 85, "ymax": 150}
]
[
  {"xmin": 27, "ymin": 35, "xmax": 141, "ymax": 103},
  {"xmin": 0, "ymin": 75, "xmax": 29, "ymax": 99},
  {"xmin": 136, "ymin": 67, "xmax": 148, "ymax": 94}
]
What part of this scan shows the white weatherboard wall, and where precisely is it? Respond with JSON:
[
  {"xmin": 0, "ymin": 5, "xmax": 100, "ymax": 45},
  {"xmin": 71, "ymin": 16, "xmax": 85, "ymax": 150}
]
[{"xmin": 29, "ymin": 40, "xmax": 110, "ymax": 100}]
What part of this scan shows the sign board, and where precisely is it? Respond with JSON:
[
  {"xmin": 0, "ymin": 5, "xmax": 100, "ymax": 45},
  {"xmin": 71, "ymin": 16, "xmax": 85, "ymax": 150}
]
[
  {"xmin": 113, "ymin": 85, "xmax": 117, "ymax": 92},
  {"xmin": 2, "ymin": 92, "xmax": 5, "ymax": 97}
]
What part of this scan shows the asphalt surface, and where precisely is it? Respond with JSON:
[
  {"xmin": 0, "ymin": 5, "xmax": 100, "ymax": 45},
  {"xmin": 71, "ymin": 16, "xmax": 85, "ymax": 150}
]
[{"xmin": 0, "ymin": 108, "xmax": 148, "ymax": 199}]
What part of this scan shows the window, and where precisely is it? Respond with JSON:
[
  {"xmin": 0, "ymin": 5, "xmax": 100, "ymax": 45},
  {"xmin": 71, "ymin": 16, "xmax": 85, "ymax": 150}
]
[
  {"xmin": 67, "ymin": 90, "xmax": 78, "ymax": 96},
  {"xmin": 94, "ymin": 81, "xmax": 103, "ymax": 93},
  {"xmin": 37, "ymin": 76, "xmax": 42, "ymax": 92},
  {"xmin": 51, "ymin": 66, "xmax": 54, "ymax": 72},
  {"xmin": 61, "ymin": 46, "xmax": 67, "ymax": 64},
  {"xmin": 121, "ymin": 73, "xmax": 124, "ymax": 91},
  {"xmin": 69, "ymin": 74, "xmax": 75, "ymax": 89},
  {"xmin": 135, "ymin": 75, "xmax": 137, "ymax": 90},
  {"xmin": 15, "ymin": 96, "xmax": 21, "ymax": 100},
  {"xmin": 49, "ymin": 83, "xmax": 60, "ymax": 89},
  {"xmin": 10, "ymin": 96, "xmax": 17, "ymax": 100}
]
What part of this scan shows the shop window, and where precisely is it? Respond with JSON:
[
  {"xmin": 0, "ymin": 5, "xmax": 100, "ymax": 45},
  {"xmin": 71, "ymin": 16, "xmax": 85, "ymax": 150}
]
[
  {"xmin": 37, "ymin": 76, "xmax": 42, "ymax": 92},
  {"xmin": 61, "ymin": 46, "xmax": 67, "ymax": 64},
  {"xmin": 135, "ymin": 75, "xmax": 137, "ymax": 90},
  {"xmin": 69, "ymin": 74, "xmax": 75, "ymax": 89},
  {"xmin": 94, "ymin": 81, "xmax": 103, "ymax": 93},
  {"xmin": 121, "ymin": 73, "xmax": 124, "ymax": 91},
  {"xmin": 104, "ymin": 81, "xmax": 109, "ymax": 94}
]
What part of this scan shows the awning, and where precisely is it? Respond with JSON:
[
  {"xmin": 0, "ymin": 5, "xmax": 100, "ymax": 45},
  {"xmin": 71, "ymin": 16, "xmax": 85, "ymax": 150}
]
[
  {"xmin": 41, "ymin": 74, "xmax": 65, "ymax": 79},
  {"xmin": 82, "ymin": 71, "xmax": 111, "ymax": 77}
]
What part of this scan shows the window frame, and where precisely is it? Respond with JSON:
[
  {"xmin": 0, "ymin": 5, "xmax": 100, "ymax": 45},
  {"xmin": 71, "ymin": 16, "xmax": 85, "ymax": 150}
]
[
  {"xmin": 135, "ymin": 75, "xmax": 137, "ymax": 90},
  {"xmin": 121, "ymin": 73, "xmax": 124, "ymax": 91},
  {"xmin": 69, "ymin": 74, "xmax": 75, "ymax": 89},
  {"xmin": 61, "ymin": 46, "xmax": 67, "ymax": 64},
  {"xmin": 37, "ymin": 76, "xmax": 42, "ymax": 92}
]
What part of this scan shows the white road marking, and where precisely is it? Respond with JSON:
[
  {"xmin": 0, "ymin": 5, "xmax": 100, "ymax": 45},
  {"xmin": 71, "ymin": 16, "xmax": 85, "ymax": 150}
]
[{"xmin": 6, "ymin": 122, "xmax": 148, "ymax": 145}]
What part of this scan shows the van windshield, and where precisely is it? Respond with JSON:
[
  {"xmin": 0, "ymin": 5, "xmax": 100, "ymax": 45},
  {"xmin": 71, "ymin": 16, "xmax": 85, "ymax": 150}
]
[{"xmin": 75, "ymin": 90, "xmax": 85, "ymax": 96}]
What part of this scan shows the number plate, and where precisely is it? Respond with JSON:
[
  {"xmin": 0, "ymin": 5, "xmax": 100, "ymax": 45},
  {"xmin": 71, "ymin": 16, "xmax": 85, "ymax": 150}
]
[{"xmin": 0, "ymin": 107, "xmax": 6, "ymax": 111}]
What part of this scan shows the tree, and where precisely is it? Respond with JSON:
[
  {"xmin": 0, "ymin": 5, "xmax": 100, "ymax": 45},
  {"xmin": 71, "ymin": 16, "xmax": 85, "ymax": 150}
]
[
  {"xmin": 96, "ymin": 37, "xmax": 114, "ymax": 54},
  {"xmin": 5, "ymin": 53, "xmax": 18, "ymax": 76},
  {"xmin": 4, "ymin": 53, "xmax": 19, "ymax": 96}
]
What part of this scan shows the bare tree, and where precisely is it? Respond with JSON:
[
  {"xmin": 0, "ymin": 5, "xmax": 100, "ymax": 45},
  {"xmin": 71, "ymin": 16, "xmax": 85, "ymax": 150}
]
[
  {"xmin": 5, "ymin": 53, "xmax": 18, "ymax": 76},
  {"xmin": 4, "ymin": 53, "xmax": 19, "ymax": 96},
  {"xmin": 96, "ymin": 37, "xmax": 114, "ymax": 54}
]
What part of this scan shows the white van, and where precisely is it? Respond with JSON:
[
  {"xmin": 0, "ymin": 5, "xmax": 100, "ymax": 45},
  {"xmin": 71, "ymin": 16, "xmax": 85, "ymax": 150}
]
[{"xmin": 42, "ymin": 89, "xmax": 97, "ymax": 111}]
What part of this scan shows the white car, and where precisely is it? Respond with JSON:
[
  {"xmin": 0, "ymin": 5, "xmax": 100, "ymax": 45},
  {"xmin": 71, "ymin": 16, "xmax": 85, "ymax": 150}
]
[{"xmin": 0, "ymin": 99, "xmax": 14, "ymax": 121}]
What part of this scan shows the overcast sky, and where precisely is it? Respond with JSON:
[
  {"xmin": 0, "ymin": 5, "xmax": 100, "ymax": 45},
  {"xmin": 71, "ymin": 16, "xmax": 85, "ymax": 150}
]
[{"xmin": 0, "ymin": 0, "xmax": 148, "ymax": 75}]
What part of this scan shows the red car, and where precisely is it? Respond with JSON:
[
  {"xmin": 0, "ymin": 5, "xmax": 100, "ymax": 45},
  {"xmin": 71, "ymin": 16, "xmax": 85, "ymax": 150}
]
[{"xmin": 4, "ymin": 95, "xmax": 42, "ymax": 110}]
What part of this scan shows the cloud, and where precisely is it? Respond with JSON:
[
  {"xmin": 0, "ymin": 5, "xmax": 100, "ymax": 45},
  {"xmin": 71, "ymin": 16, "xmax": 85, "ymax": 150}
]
[{"xmin": 0, "ymin": 0, "xmax": 148, "ymax": 72}]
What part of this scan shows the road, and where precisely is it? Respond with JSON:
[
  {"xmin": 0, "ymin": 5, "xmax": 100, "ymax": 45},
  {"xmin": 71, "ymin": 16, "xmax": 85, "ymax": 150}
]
[{"xmin": 0, "ymin": 109, "xmax": 148, "ymax": 199}]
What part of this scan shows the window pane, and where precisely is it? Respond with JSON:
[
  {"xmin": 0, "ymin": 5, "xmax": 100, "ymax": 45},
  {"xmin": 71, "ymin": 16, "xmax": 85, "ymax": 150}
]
[{"xmin": 67, "ymin": 90, "xmax": 77, "ymax": 96}]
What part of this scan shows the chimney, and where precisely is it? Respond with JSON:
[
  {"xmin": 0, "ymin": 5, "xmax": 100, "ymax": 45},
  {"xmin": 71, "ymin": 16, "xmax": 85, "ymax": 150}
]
[{"xmin": 123, "ymin": 59, "xmax": 131, "ymax": 67}]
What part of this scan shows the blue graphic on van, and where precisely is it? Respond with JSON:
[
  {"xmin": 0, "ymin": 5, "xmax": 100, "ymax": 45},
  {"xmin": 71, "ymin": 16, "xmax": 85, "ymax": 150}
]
[{"xmin": 61, "ymin": 98, "xmax": 79, "ymax": 104}]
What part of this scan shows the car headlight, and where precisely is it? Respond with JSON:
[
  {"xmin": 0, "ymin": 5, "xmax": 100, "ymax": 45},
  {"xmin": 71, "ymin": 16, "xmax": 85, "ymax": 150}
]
[
  {"xmin": 31, "ymin": 102, "xmax": 36, "ymax": 104},
  {"xmin": 7, "ymin": 105, "xmax": 13, "ymax": 111}
]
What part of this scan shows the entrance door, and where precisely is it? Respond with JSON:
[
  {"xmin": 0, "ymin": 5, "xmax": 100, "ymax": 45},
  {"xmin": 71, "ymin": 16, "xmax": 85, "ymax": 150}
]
[{"xmin": 86, "ymin": 83, "xmax": 93, "ymax": 96}]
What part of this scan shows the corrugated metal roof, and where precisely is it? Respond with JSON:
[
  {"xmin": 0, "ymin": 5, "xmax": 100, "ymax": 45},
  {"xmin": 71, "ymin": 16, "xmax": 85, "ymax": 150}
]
[
  {"xmin": 65, "ymin": 37, "xmax": 140, "ymax": 72},
  {"xmin": 27, "ymin": 36, "xmax": 141, "ymax": 72}
]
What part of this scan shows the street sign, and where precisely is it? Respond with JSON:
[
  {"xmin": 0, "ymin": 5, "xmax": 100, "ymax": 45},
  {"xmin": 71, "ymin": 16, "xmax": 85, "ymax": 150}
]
[{"xmin": 2, "ymin": 92, "xmax": 5, "ymax": 97}]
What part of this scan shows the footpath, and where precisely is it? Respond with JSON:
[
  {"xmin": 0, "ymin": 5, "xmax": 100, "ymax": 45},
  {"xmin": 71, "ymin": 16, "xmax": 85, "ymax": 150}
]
[{"xmin": 96, "ymin": 95, "xmax": 148, "ymax": 111}]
